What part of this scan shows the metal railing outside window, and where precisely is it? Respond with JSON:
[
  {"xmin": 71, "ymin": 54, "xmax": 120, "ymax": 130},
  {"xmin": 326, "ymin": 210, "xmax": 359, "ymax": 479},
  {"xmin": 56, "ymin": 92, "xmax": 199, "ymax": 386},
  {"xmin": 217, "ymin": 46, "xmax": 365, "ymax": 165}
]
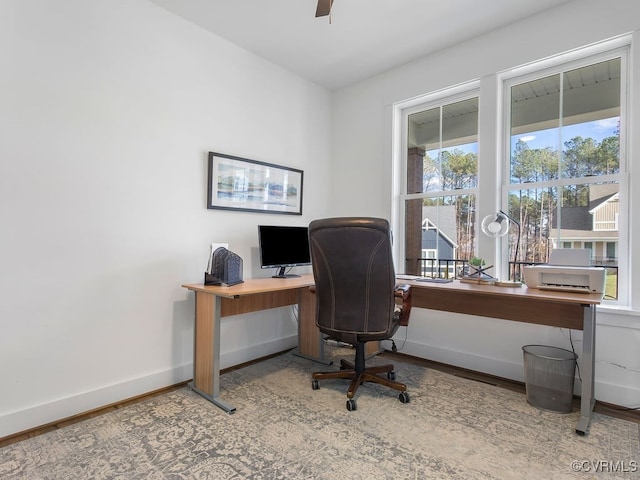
[{"xmin": 409, "ymin": 257, "xmax": 618, "ymax": 300}]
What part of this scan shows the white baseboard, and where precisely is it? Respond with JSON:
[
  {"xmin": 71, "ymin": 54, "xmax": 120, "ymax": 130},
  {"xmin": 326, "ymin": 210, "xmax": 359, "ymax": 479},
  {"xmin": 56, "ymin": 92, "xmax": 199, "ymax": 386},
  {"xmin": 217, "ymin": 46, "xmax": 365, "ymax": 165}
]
[
  {"xmin": 0, "ymin": 335, "xmax": 298, "ymax": 439},
  {"xmin": 0, "ymin": 363, "xmax": 193, "ymax": 439},
  {"xmin": 219, "ymin": 335, "xmax": 297, "ymax": 370},
  {"xmin": 588, "ymin": 376, "xmax": 640, "ymax": 408},
  {"xmin": 397, "ymin": 339, "xmax": 525, "ymax": 381}
]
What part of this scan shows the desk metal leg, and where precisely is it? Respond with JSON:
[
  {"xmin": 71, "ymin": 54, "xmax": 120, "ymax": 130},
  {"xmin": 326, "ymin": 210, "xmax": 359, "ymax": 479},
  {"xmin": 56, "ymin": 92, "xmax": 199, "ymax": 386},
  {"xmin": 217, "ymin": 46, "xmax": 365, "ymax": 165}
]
[
  {"xmin": 189, "ymin": 386, "xmax": 236, "ymax": 414},
  {"xmin": 576, "ymin": 304, "xmax": 596, "ymax": 435},
  {"xmin": 190, "ymin": 291, "xmax": 236, "ymax": 414}
]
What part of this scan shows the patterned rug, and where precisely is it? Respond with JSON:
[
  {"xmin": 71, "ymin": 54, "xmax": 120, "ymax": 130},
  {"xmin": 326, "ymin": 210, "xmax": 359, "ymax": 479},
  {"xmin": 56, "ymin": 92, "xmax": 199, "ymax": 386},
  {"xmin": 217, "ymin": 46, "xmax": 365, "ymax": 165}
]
[{"xmin": 1, "ymin": 347, "xmax": 638, "ymax": 479}]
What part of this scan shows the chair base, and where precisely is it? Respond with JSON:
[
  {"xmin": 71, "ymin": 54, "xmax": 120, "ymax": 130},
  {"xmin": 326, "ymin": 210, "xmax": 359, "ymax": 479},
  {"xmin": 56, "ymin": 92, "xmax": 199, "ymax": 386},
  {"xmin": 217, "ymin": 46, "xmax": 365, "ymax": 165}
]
[{"xmin": 311, "ymin": 343, "xmax": 407, "ymax": 404}]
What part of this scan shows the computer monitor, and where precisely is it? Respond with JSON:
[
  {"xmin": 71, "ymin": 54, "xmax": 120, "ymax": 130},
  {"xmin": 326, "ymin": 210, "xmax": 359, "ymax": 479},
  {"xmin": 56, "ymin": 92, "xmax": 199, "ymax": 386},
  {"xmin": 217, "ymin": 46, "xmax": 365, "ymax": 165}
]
[{"xmin": 258, "ymin": 225, "xmax": 311, "ymax": 278}]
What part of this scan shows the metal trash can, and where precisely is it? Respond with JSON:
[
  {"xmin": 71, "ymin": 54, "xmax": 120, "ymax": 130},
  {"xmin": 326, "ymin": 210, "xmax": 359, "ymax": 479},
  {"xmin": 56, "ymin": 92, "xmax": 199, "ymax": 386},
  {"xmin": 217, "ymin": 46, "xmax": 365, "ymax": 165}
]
[{"xmin": 522, "ymin": 345, "xmax": 578, "ymax": 413}]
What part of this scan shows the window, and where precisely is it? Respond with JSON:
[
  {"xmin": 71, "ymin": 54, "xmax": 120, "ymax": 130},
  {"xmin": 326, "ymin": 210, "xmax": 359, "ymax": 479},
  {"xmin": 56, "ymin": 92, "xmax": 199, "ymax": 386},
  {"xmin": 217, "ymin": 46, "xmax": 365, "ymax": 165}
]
[
  {"xmin": 402, "ymin": 94, "xmax": 479, "ymax": 278},
  {"xmin": 395, "ymin": 39, "xmax": 629, "ymax": 303},
  {"xmin": 504, "ymin": 50, "xmax": 627, "ymax": 301}
]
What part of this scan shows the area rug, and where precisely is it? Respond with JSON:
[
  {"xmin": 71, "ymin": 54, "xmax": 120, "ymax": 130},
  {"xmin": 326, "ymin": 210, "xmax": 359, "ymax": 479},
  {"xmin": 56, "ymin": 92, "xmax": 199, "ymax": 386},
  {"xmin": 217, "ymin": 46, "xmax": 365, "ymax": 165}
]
[{"xmin": 1, "ymin": 347, "xmax": 638, "ymax": 479}]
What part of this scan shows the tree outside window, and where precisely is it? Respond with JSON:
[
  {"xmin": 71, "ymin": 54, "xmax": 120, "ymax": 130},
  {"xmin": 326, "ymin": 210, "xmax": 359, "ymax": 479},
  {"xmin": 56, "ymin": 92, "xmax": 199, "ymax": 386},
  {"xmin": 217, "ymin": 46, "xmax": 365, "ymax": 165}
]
[
  {"xmin": 405, "ymin": 97, "xmax": 478, "ymax": 277},
  {"xmin": 506, "ymin": 57, "xmax": 622, "ymax": 299}
]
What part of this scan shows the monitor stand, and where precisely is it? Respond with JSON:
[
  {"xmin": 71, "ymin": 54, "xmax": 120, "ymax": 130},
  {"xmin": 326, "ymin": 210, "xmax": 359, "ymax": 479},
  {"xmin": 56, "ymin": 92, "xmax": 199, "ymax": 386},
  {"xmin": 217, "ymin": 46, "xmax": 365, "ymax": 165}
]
[{"xmin": 272, "ymin": 267, "xmax": 300, "ymax": 278}]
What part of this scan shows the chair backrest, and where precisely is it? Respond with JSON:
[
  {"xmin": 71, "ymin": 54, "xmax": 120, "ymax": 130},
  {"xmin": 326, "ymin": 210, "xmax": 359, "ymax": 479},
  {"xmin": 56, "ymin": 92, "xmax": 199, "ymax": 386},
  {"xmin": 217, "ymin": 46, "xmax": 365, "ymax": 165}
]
[{"xmin": 308, "ymin": 217, "xmax": 399, "ymax": 343}]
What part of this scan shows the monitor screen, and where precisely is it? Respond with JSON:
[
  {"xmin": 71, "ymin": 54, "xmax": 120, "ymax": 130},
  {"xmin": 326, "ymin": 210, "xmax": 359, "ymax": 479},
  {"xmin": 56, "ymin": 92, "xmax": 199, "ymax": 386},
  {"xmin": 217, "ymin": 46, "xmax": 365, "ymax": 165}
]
[{"xmin": 258, "ymin": 225, "xmax": 311, "ymax": 278}]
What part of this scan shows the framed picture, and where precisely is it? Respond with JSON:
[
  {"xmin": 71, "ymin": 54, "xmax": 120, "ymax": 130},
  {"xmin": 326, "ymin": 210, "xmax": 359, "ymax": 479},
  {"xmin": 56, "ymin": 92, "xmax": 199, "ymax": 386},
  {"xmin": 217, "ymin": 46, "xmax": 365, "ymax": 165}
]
[{"xmin": 207, "ymin": 152, "xmax": 304, "ymax": 215}]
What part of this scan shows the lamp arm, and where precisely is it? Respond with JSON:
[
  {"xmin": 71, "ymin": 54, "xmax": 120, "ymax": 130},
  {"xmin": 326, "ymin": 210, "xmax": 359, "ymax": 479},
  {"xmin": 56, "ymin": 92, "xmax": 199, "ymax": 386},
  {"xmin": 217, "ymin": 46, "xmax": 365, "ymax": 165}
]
[{"xmin": 499, "ymin": 210, "xmax": 521, "ymax": 280}]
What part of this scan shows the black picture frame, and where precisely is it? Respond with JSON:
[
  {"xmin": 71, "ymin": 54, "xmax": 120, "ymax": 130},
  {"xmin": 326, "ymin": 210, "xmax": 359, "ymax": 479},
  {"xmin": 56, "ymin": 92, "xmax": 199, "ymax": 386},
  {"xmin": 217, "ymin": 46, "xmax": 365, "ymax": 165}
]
[{"xmin": 207, "ymin": 152, "xmax": 303, "ymax": 215}]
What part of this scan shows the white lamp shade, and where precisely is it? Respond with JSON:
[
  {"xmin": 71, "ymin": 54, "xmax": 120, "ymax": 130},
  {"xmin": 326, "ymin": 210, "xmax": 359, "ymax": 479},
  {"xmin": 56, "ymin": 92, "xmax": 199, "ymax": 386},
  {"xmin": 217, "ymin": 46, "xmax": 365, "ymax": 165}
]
[{"xmin": 481, "ymin": 213, "xmax": 509, "ymax": 238}]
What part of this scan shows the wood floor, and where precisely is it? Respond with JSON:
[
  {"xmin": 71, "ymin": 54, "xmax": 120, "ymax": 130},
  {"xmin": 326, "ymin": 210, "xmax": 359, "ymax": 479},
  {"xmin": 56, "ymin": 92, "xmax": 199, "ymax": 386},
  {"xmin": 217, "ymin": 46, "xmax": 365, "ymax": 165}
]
[{"xmin": 2, "ymin": 349, "xmax": 638, "ymax": 449}]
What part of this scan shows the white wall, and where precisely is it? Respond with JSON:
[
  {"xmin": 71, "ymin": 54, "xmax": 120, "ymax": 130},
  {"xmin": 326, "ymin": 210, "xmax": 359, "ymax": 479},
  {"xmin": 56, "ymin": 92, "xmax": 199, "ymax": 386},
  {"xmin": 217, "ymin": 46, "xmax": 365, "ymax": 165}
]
[
  {"xmin": 332, "ymin": 0, "xmax": 640, "ymax": 407},
  {"xmin": 0, "ymin": 0, "xmax": 332, "ymax": 437}
]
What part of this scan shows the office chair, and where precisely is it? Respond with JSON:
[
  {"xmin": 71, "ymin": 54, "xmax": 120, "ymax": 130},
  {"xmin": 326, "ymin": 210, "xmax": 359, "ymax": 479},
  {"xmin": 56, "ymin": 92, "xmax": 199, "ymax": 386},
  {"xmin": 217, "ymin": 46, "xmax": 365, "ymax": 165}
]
[{"xmin": 308, "ymin": 217, "xmax": 412, "ymax": 411}]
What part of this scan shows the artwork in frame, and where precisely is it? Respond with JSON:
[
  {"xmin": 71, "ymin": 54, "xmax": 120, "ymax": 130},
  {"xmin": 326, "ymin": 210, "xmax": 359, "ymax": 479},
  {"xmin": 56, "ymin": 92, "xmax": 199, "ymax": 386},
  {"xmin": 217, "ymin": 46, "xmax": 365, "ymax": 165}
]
[{"xmin": 207, "ymin": 152, "xmax": 304, "ymax": 215}]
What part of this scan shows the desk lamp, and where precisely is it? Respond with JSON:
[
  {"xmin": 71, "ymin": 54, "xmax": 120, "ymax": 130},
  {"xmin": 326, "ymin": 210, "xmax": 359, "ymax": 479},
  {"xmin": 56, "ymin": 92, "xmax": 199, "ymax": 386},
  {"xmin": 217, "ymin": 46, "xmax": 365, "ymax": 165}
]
[{"xmin": 481, "ymin": 210, "xmax": 521, "ymax": 285}]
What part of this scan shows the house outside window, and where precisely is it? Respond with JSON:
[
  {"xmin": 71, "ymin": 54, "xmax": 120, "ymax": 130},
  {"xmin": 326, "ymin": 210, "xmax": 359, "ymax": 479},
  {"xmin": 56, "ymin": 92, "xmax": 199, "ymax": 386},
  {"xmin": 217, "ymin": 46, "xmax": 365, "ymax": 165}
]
[{"xmin": 584, "ymin": 242, "xmax": 593, "ymax": 257}]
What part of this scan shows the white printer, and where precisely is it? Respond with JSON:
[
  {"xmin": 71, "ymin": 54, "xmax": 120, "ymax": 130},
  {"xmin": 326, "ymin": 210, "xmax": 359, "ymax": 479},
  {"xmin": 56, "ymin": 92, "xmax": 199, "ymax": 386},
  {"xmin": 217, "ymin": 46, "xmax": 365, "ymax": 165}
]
[{"xmin": 523, "ymin": 249, "xmax": 605, "ymax": 294}]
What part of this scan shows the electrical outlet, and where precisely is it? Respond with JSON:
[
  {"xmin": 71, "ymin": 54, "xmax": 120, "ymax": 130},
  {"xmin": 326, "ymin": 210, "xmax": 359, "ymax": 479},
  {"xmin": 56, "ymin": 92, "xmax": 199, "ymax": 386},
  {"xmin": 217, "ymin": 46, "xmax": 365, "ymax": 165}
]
[{"xmin": 210, "ymin": 243, "xmax": 228, "ymax": 253}]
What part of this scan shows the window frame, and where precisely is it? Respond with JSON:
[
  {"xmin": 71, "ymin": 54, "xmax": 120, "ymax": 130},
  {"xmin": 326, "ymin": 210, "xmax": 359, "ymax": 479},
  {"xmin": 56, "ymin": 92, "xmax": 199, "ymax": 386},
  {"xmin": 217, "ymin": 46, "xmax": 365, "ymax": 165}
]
[
  {"xmin": 500, "ymin": 44, "xmax": 630, "ymax": 305},
  {"xmin": 393, "ymin": 37, "xmax": 630, "ymax": 306},
  {"xmin": 396, "ymin": 85, "xmax": 481, "ymax": 277}
]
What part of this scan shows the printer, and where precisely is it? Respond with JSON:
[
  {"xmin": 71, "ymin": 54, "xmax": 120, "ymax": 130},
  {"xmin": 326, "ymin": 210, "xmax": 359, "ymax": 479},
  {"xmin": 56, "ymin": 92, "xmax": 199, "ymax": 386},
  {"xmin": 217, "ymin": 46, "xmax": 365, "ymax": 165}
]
[{"xmin": 523, "ymin": 249, "xmax": 605, "ymax": 294}]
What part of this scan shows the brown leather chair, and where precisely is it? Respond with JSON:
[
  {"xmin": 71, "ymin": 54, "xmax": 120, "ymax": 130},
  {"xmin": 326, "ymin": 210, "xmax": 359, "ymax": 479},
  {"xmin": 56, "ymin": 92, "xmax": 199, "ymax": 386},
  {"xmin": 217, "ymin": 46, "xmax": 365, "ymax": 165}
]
[{"xmin": 308, "ymin": 217, "xmax": 412, "ymax": 411}]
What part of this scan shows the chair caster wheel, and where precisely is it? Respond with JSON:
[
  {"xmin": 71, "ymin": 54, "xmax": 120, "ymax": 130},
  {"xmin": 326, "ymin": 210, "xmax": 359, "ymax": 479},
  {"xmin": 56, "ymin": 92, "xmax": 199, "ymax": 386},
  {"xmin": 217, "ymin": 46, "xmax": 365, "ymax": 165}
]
[
  {"xmin": 346, "ymin": 399, "xmax": 357, "ymax": 411},
  {"xmin": 387, "ymin": 371, "xmax": 396, "ymax": 380},
  {"xmin": 311, "ymin": 379, "xmax": 320, "ymax": 390},
  {"xmin": 398, "ymin": 391, "xmax": 410, "ymax": 403}
]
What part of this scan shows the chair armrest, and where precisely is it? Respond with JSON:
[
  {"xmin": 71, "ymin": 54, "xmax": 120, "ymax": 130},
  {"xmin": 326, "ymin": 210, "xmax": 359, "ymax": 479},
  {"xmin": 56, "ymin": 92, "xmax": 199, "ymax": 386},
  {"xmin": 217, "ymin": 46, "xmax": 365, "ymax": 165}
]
[
  {"xmin": 394, "ymin": 284, "xmax": 412, "ymax": 326},
  {"xmin": 309, "ymin": 285, "xmax": 316, "ymax": 294}
]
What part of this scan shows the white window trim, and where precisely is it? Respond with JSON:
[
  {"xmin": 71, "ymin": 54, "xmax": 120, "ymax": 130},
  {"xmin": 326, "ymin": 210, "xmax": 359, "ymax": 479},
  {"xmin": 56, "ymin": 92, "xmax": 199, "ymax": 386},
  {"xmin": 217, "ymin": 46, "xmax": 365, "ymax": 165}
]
[
  {"xmin": 499, "ymin": 39, "xmax": 630, "ymax": 306},
  {"xmin": 392, "ymin": 37, "xmax": 630, "ymax": 307},
  {"xmin": 392, "ymin": 82, "xmax": 480, "ymax": 273}
]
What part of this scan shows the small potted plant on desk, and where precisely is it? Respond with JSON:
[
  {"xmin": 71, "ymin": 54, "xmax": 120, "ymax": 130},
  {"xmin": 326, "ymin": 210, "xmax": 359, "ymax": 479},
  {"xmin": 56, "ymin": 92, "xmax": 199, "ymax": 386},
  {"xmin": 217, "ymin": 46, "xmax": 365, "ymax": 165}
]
[{"xmin": 461, "ymin": 257, "xmax": 497, "ymax": 285}]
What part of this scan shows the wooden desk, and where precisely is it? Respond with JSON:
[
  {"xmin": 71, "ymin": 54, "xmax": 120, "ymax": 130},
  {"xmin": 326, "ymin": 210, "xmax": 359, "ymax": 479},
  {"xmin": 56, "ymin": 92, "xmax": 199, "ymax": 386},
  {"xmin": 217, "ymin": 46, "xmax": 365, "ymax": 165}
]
[
  {"xmin": 402, "ymin": 279, "xmax": 602, "ymax": 435},
  {"xmin": 183, "ymin": 276, "xmax": 602, "ymax": 434},
  {"xmin": 182, "ymin": 275, "xmax": 320, "ymax": 413}
]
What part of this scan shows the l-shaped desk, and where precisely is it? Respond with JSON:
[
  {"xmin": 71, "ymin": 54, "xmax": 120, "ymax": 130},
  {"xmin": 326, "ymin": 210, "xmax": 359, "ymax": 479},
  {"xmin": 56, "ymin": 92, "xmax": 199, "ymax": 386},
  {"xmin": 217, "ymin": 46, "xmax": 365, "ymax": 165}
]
[{"xmin": 182, "ymin": 274, "xmax": 602, "ymax": 435}]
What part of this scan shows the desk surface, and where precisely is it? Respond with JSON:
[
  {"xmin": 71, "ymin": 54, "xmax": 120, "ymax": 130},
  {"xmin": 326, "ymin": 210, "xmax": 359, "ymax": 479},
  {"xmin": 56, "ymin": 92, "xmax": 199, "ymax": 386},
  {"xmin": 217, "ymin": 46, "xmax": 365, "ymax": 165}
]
[
  {"xmin": 182, "ymin": 274, "xmax": 315, "ymax": 298},
  {"xmin": 401, "ymin": 278, "xmax": 602, "ymax": 305},
  {"xmin": 183, "ymin": 275, "xmax": 601, "ymax": 306}
]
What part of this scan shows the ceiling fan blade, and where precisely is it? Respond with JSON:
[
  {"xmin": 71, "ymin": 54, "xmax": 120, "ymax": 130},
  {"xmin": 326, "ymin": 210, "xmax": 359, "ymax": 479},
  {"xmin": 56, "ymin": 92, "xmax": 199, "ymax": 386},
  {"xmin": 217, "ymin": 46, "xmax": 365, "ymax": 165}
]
[{"xmin": 315, "ymin": 0, "xmax": 333, "ymax": 17}]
